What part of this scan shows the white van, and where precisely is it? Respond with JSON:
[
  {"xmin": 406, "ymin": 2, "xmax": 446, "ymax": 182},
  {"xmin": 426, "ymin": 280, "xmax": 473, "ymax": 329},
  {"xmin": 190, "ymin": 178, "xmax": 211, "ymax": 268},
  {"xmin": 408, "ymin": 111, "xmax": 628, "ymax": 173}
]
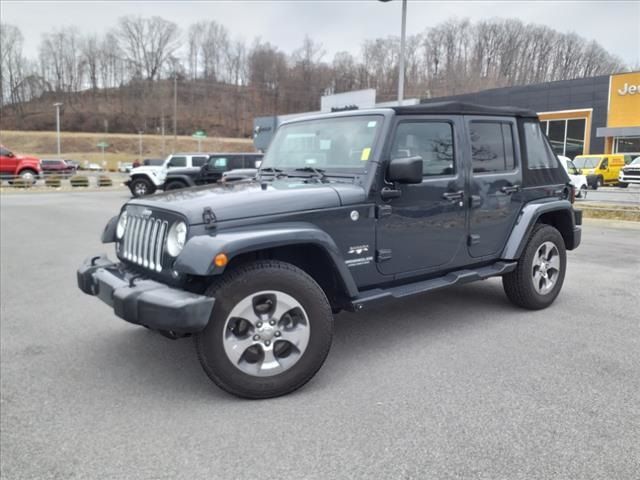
[{"xmin": 558, "ymin": 156, "xmax": 588, "ymax": 198}]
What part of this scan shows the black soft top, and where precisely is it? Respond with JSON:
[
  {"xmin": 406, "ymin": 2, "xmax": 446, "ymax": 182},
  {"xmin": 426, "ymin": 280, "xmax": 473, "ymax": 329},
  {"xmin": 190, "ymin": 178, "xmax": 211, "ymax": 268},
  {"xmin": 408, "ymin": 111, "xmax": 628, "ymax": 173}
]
[{"xmin": 393, "ymin": 101, "xmax": 538, "ymax": 118}]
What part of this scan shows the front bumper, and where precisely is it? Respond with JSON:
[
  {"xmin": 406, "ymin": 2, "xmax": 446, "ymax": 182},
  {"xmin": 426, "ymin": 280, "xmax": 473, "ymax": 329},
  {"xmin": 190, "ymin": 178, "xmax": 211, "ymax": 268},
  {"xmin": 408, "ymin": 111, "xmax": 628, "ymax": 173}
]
[{"xmin": 77, "ymin": 255, "xmax": 214, "ymax": 333}]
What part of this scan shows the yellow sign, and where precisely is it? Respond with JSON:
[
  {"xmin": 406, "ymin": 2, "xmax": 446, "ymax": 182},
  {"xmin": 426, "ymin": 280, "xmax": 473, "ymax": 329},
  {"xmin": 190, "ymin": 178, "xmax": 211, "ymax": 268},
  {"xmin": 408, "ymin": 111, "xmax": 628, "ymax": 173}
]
[
  {"xmin": 360, "ymin": 147, "xmax": 371, "ymax": 161},
  {"xmin": 607, "ymin": 71, "xmax": 640, "ymax": 128}
]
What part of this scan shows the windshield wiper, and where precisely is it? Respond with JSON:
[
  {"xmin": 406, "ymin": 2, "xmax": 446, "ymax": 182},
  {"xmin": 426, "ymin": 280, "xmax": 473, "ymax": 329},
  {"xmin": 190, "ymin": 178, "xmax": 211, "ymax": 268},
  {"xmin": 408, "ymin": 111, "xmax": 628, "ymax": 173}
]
[
  {"xmin": 259, "ymin": 167, "xmax": 287, "ymax": 179},
  {"xmin": 293, "ymin": 167, "xmax": 329, "ymax": 183}
]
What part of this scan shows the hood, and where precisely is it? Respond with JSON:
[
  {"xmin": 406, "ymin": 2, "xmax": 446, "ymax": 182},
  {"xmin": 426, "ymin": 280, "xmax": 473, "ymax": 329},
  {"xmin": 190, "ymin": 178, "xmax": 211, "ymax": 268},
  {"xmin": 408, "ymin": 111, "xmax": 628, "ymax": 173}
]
[
  {"xmin": 129, "ymin": 179, "xmax": 367, "ymax": 225},
  {"xmin": 16, "ymin": 154, "xmax": 40, "ymax": 164}
]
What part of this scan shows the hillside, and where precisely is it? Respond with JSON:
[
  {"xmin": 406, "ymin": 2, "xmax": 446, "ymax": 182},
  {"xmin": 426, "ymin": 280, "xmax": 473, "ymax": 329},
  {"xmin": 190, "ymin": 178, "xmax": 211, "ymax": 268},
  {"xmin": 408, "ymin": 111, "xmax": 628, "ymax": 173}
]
[{"xmin": 0, "ymin": 130, "xmax": 254, "ymax": 171}]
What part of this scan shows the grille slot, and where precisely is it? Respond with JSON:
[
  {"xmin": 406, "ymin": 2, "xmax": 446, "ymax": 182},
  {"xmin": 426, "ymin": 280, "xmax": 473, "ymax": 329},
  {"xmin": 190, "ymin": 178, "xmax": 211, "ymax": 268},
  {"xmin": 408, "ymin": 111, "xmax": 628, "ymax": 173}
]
[{"xmin": 121, "ymin": 214, "xmax": 168, "ymax": 272}]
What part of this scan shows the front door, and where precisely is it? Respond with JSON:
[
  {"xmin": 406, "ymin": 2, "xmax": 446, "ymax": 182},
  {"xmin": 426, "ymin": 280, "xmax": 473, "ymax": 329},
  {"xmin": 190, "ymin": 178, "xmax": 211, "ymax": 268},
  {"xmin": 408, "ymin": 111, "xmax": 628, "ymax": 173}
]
[
  {"xmin": 465, "ymin": 117, "xmax": 524, "ymax": 258},
  {"xmin": 375, "ymin": 116, "xmax": 467, "ymax": 276}
]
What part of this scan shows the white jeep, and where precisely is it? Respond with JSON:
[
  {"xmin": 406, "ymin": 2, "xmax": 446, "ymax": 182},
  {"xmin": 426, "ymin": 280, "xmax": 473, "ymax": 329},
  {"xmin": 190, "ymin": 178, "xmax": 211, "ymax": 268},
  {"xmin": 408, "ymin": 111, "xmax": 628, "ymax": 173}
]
[{"xmin": 125, "ymin": 153, "xmax": 210, "ymax": 197}]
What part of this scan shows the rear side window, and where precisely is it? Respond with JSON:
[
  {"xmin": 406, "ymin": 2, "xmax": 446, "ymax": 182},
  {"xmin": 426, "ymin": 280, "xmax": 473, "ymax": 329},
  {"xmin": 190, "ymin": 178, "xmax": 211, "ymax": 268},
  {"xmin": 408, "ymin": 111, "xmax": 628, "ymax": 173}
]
[
  {"xmin": 470, "ymin": 122, "xmax": 516, "ymax": 173},
  {"xmin": 209, "ymin": 156, "xmax": 228, "ymax": 168},
  {"xmin": 391, "ymin": 121, "xmax": 455, "ymax": 176},
  {"xmin": 523, "ymin": 122, "xmax": 559, "ymax": 170},
  {"xmin": 192, "ymin": 156, "xmax": 207, "ymax": 167}
]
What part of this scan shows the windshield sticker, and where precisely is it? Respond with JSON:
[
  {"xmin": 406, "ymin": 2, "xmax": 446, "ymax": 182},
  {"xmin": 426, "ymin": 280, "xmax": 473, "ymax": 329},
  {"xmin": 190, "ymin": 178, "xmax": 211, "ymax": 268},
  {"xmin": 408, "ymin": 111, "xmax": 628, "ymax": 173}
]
[
  {"xmin": 361, "ymin": 148, "xmax": 371, "ymax": 161},
  {"xmin": 319, "ymin": 139, "xmax": 331, "ymax": 150},
  {"xmin": 367, "ymin": 121, "xmax": 377, "ymax": 128}
]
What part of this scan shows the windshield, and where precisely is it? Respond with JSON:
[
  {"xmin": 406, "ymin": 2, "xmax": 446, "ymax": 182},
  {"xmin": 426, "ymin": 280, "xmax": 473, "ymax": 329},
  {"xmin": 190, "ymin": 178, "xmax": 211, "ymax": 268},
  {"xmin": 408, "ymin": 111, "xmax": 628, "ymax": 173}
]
[
  {"xmin": 566, "ymin": 159, "xmax": 580, "ymax": 175},
  {"xmin": 573, "ymin": 157, "xmax": 600, "ymax": 169},
  {"xmin": 260, "ymin": 115, "xmax": 382, "ymax": 174},
  {"xmin": 630, "ymin": 157, "xmax": 640, "ymax": 166}
]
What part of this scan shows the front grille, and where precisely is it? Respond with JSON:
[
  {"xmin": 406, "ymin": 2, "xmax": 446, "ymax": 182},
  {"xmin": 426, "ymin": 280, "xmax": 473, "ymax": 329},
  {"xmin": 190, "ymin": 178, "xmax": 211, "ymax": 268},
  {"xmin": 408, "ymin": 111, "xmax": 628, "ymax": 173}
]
[
  {"xmin": 623, "ymin": 169, "xmax": 640, "ymax": 178},
  {"xmin": 121, "ymin": 215, "xmax": 168, "ymax": 272}
]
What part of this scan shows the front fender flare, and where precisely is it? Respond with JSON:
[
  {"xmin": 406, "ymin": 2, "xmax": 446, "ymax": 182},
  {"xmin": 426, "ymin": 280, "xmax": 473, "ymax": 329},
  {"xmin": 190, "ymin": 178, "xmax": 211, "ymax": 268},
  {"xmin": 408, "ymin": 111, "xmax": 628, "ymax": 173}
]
[{"xmin": 173, "ymin": 222, "xmax": 359, "ymax": 298}]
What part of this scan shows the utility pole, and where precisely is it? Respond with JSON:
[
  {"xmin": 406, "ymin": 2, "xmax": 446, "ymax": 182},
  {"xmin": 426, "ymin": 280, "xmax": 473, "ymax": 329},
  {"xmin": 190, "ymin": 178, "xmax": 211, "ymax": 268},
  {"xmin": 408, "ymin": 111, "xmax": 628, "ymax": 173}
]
[
  {"xmin": 138, "ymin": 131, "xmax": 143, "ymax": 160},
  {"xmin": 173, "ymin": 72, "xmax": 178, "ymax": 152},
  {"xmin": 161, "ymin": 112, "xmax": 166, "ymax": 156},
  {"xmin": 378, "ymin": 0, "xmax": 407, "ymax": 105},
  {"xmin": 398, "ymin": 0, "xmax": 407, "ymax": 105},
  {"xmin": 53, "ymin": 102, "xmax": 63, "ymax": 158}
]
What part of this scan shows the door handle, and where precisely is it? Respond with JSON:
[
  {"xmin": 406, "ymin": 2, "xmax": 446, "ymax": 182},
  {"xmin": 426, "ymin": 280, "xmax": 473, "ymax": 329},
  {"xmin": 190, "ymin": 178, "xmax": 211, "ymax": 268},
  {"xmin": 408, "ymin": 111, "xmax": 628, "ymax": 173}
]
[
  {"xmin": 500, "ymin": 185, "xmax": 520, "ymax": 194},
  {"xmin": 442, "ymin": 190, "xmax": 464, "ymax": 201}
]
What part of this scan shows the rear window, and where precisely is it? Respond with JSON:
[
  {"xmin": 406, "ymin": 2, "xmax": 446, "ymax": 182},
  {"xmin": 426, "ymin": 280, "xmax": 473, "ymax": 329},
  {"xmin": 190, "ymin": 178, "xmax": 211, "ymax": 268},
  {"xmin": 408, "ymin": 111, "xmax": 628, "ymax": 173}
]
[
  {"xmin": 573, "ymin": 156, "xmax": 601, "ymax": 169},
  {"xmin": 523, "ymin": 122, "xmax": 559, "ymax": 170}
]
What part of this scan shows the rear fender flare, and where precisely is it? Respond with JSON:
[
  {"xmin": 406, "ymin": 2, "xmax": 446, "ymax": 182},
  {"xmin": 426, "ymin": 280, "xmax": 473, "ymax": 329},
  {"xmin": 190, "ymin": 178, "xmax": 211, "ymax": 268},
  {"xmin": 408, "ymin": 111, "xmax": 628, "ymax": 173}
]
[{"xmin": 501, "ymin": 200, "xmax": 575, "ymax": 259}]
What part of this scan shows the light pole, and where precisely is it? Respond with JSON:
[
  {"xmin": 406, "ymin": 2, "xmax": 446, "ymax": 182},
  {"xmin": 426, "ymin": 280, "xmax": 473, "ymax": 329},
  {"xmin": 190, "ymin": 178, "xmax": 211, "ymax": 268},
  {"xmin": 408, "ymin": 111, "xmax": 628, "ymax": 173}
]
[
  {"xmin": 53, "ymin": 102, "xmax": 63, "ymax": 158},
  {"xmin": 379, "ymin": 0, "xmax": 407, "ymax": 105},
  {"xmin": 138, "ymin": 131, "xmax": 143, "ymax": 161}
]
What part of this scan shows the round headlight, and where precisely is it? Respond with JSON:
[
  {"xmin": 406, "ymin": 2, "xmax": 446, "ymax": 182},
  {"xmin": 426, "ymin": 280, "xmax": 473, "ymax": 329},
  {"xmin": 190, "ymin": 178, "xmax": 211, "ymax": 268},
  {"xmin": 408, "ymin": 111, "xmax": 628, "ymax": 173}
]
[
  {"xmin": 167, "ymin": 221, "xmax": 187, "ymax": 257},
  {"xmin": 116, "ymin": 211, "xmax": 128, "ymax": 239}
]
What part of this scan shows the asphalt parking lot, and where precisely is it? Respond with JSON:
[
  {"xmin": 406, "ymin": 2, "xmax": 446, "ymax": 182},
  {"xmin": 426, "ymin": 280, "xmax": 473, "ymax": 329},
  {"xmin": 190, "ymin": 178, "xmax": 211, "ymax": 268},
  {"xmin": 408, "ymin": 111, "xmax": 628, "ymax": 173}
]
[{"xmin": 1, "ymin": 191, "xmax": 639, "ymax": 479}]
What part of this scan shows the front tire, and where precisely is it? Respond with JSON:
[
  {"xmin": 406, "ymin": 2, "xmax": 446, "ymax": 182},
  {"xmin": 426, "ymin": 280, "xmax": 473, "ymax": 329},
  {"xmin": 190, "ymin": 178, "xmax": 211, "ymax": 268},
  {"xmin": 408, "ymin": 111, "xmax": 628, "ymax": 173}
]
[
  {"xmin": 195, "ymin": 260, "xmax": 334, "ymax": 399},
  {"xmin": 129, "ymin": 177, "xmax": 155, "ymax": 197},
  {"xmin": 503, "ymin": 224, "xmax": 567, "ymax": 310}
]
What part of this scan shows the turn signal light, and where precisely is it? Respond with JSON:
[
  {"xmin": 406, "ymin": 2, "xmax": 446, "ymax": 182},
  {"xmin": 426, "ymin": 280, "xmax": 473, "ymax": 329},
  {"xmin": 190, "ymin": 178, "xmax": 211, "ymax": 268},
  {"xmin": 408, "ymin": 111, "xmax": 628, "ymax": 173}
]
[{"xmin": 214, "ymin": 253, "xmax": 228, "ymax": 267}]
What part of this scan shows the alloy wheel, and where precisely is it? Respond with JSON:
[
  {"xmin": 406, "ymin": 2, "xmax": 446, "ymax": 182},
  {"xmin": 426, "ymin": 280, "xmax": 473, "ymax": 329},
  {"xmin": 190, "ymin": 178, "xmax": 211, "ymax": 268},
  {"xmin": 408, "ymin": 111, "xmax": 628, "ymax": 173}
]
[
  {"xmin": 532, "ymin": 241, "xmax": 560, "ymax": 295},
  {"xmin": 222, "ymin": 290, "xmax": 310, "ymax": 377}
]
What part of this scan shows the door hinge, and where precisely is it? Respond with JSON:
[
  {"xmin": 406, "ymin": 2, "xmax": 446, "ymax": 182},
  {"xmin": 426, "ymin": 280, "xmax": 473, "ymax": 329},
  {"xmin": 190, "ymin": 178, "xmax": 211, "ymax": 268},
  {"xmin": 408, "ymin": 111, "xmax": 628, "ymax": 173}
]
[
  {"xmin": 376, "ymin": 204, "xmax": 392, "ymax": 218},
  {"xmin": 376, "ymin": 249, "xmax": 392, "ymax": 262},
  {"xmin": 468, "ymin": 234, "xmax": 480, "ymax": 246}
]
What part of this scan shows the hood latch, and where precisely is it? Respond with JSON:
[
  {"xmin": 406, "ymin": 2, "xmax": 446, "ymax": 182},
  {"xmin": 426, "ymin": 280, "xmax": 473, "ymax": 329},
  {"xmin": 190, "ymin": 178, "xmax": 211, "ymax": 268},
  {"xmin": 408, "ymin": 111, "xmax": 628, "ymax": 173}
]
[{"xmin": 202, "ymin": 207, "xmax": 217, "ymax": 229}]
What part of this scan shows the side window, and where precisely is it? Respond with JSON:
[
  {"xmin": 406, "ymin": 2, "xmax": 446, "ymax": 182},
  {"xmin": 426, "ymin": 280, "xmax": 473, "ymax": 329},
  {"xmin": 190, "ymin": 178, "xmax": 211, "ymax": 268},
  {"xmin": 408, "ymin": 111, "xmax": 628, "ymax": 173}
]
[
  {"xmin": 470, "ymin": 121, "xmax": 516, "ymax": 173},
  {"xmin": 209, "ymin": 156, "xmax": 228, "ymax": 169},
  {"xmin": 523, "ymin": 121, "xmax": 559, "ymax": 170},
  {"xmin": 600, "ymin": 159, "xmax": 608, "ymax": 169},
  {"xmin": 391, "ymin": 121, "xmax": 454, "ymax": 176},
  {"xmin": 244, "ymin": 155, "xmax": 262, "ymax": 167},
  {"xmin": 228, "ymin": 156, "xmax": 244, "ymax": 169},
  {"xmin": 192, "ymin": 156, "xmax": 207, "ymax": 167},
  {"xmin": 0, "ymin": 147, "xmax": 11, "ymax": 156},
  {"xmin": 168, "ymin": 156, "xmax": 187, "ymax": 167}
]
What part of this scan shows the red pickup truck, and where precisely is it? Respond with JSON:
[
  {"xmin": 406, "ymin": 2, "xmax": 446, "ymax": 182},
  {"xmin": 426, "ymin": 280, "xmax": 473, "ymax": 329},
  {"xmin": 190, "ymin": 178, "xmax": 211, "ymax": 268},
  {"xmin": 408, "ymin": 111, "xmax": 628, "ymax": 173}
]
[{"xmin": 0, "ymin": 145, "xmax": 42, "ymax": 182}]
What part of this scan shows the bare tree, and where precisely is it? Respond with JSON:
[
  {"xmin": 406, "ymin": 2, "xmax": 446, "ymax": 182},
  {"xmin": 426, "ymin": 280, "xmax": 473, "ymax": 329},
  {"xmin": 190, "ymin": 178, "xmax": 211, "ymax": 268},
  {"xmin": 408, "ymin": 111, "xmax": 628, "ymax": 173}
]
[{"xmin": 115, "ymin": 16, "xmax": 181, "ymax": 81}]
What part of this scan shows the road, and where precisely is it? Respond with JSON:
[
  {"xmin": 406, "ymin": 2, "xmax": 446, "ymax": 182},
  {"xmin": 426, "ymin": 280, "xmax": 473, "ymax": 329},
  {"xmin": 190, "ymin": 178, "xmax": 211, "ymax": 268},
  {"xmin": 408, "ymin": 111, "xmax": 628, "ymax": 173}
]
[
  {"xmin": 577, "ymin": 184, "xmax": 640, "ymax": 205},
  {"xmin": 1, "ymin": 191, "xmax": 639, "ymax": 479}
]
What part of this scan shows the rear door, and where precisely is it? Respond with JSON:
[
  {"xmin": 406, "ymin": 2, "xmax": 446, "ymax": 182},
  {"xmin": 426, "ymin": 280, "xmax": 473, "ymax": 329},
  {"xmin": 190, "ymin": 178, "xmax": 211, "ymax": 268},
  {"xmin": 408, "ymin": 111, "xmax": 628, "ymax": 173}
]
[{"xmin": 465, "ymin": 116, "xmax": 524, "ymax": 258}]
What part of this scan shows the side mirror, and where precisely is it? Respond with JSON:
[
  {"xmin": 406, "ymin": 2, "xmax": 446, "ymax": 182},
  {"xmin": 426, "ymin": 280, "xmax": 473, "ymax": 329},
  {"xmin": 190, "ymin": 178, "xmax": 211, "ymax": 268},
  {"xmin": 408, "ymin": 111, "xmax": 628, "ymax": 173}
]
[
  {"xmin": 387, "ymin": 156, "xmax": 423, "ymax": 184},
  {"xmin": 7, "ymin": 152, "xmax": 15, "ymax": 158}
]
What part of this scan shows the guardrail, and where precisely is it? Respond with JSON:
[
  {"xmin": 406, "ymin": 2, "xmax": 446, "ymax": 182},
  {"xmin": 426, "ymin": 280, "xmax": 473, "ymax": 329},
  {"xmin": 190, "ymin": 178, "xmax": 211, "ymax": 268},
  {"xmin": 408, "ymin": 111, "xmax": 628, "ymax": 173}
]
[{"xmin": 0, "ymin": 171, "xmax": 130, "ymax": 190}]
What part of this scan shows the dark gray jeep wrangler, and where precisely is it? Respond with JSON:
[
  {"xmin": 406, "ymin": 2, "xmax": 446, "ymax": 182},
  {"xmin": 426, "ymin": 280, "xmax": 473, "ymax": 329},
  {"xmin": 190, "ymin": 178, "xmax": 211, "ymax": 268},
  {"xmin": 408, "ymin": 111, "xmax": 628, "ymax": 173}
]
[{"xmin": 77, "ymin": 102, "xmax": 582, "ymax": 399}]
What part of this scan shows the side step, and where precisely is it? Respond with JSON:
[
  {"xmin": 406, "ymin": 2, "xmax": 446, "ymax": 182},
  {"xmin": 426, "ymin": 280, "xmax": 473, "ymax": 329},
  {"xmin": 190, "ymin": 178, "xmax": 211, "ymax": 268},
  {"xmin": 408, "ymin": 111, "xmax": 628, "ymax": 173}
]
[{"xmin": 350, "ymin": 261, "xmax": 517, "ymax": 310}]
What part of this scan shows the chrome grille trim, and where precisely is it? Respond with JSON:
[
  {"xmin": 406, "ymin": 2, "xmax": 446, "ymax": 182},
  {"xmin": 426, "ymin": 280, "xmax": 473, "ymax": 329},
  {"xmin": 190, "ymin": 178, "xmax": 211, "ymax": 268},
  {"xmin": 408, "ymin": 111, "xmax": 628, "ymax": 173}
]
[{"xmin": 120, "ymin": 213, "xmax": 168, "ymax": 272}]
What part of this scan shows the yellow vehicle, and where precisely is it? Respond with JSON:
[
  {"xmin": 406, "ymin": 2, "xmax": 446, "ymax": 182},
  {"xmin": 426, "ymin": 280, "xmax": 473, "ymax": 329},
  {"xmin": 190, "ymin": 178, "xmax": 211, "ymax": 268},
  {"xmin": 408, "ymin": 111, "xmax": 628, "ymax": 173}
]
[{"xmin": 573, "ymin": 154, "xmax": 627, "ymax": 188}]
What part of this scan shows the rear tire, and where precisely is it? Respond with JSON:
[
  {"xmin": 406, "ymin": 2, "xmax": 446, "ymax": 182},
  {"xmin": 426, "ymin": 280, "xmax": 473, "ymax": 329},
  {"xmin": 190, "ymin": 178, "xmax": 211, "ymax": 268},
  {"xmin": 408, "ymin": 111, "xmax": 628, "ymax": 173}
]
[
  {"xmin": 129, "ymin": 177, "xmax": 155, "ymax": 197},
  {"xmin": 16, "ymin": 169, "xmax": 38, "ymax": 185},
  {"xmin": 503, "ymin": 224, "xmax": 566, "ymax": 310},
  {"xmin": 165, "ymin": 180, "xmax": 187, "ymax": 191},
  {"xmin": 195, "ymin": 260, "xmax": 334, "ymax": 399}
]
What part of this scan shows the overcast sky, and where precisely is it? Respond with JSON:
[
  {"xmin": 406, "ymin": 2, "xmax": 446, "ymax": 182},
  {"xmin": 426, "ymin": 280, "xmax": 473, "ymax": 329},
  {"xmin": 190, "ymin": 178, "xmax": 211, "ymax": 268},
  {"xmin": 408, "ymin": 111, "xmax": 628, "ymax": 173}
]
[{"xmin": 2, "ymin": 0, "xmax": 639, "ymax": 66}]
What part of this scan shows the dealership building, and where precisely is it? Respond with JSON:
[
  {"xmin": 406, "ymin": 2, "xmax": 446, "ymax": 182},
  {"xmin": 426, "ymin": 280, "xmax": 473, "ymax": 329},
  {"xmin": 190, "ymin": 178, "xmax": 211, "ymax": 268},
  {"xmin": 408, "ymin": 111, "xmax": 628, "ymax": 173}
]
[
  {"xmin": 254, "ymin": 71, "xmax": 640, "ymax": 159},
  {"xmin": 422, "ymin": 71, "xmax": 640, "ymax": 159}
]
